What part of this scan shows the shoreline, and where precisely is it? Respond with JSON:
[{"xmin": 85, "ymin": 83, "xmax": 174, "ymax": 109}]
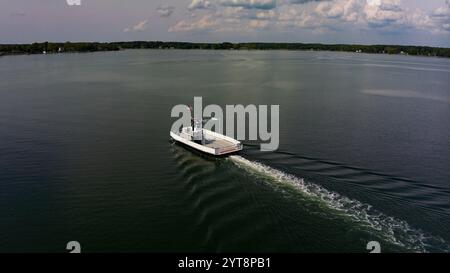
[
  {"xmin": 1, "ymin": 41, "xmax": 449, "ymax": 59},
  {"xmin": 1, "ymin": 48, "xmax": 449, "ymax": 60}
]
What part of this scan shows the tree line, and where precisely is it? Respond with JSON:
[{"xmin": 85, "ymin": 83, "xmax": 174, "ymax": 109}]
[{"xmin": 1, "ymin": 41, "xmax": 449, "ymax": 58}]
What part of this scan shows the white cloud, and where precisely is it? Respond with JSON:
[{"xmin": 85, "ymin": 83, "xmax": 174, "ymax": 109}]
[
  {"xmin": 124, "ymin": 19, "xmax": 149, "ymax": 32},
  {"xmin": 168, "ymin": 0, "xmax": 449, "ymax": 36},
  {"xmin": 221, "ymin": 6, "xmax": 276, "ymax": 20},
  {"xmin": 278, "ymin": 6, "xmax": 326, "ymax": 29},
  {"xmin": 311, "ymin": 0, "xmax": 441, "ymax": 31},
  {"xmin": 220, "ymin": 0, "xmax": 277, "ymax": 10},
  {"xmin": 169, "ymin": 15, "xmax": 218, "ymax": 32},
  {"xmin": 431, "ymin": 0, "xmax": 450, "ymax": 32},
  {"xmin": 290, "ymin": 0, "xmax": 329, "ymax": 4},
  {"xmin": 247, "ymin": 19, "xmax": 270, "ymax": 29},
  {"xmin": 316, "ymin": 2, "xmax": 345, "ymax": 19},
  {"xmin": 255, "ymin": 10, "xmax": 276, "ymax": 19},
  {"xmin": 433, "ymin": 6, "xmax": 450, "ymax": 18},
  {"xmin": 189, "ymin": 0, "xmax": 213, "ymax": 10},
  {"xmin": 364, "ymin": 0, "xmax": 404, "ymax": 27},
  {"xmin": 157, "ymin": 5, "xmax": 175, "ymax": 17}
]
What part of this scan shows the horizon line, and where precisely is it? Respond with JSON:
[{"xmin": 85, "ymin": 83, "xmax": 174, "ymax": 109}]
[{"xmin": 1, "ymin": 40, "xmax": 449, "ymax": 49}]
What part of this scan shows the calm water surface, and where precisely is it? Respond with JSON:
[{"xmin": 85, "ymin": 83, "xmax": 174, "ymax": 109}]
[{"xmin": 0, "ymin": 50, "xmax": 449, "ymax": 252}]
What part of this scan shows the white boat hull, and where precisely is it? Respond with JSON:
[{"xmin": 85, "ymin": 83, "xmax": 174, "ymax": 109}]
[{"xmin": 170, "ymin": 129, "xmax": 243, "ymax": 156}]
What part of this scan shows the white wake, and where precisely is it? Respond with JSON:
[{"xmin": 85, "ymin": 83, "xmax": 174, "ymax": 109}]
[{"xmin": 230, "ymin": 155, "xmax": 448, "ymax": 253}]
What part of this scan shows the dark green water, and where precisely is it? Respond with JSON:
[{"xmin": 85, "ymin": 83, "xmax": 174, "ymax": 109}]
[{"xmin": 0, "ymin": 50, "xmax": 449, "ymax": 252}]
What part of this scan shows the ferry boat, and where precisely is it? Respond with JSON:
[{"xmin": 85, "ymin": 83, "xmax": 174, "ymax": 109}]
[{"xmin": 170, "ymin": 119, "xmax": 243, "ymax": 156}]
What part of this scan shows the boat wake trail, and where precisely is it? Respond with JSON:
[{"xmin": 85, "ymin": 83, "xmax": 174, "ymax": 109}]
[{"xmin": 230, "ymin": 155, "xmax": 449, "ymax": 253}]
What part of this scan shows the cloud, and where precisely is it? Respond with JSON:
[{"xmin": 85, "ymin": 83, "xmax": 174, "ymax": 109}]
[
  {"xmin": 220, "ymin": 0, "xmax": 277, "ymax": 10},
  {"xmin": 157, "ymin": 5, "xmax": 175, "ymax": 17},
  {"xmin": 433, "ymin": 6, "xmax": 450, "ymax": 18},
  {"xmin": 310, "ymin": 0, "xmax": 437, "ymax": 30},
  {"xmin": 443, "ymin": 23, "xmax": 450, "ymax": 31},
  {"xmin": 10, "ymin": 12, "xmax": 27, "ymax": 17},
  {"xmin": 278, "ymin": 6, "xmax": 326, "ymax": 29},
  {"xmin": 168, "ymin": 0, "xmax": 448, "ymax": 37},
  {"xmin": 364, "ymin": 0, "xmax": 404, "ymax": 27},
  {"xmin": 278, "ymin": 0, "xmax": 447, "ymax": 35},
  {"xmin": 189, "ymin": 0, "xmax": 213, "ymax": 10},
  {"xmin": 316, "ymin": 1, "xmax": 345, "ymax": 19},
  {"xmin": 312, "ymin": 0, "xmax": 402, "ymax": 27},
  {"xmin": 431, "ymin": 0, "xmax": 450, "ymax": 32},
  {"xmin": 169, "ymin": 15, "xmax": 218, "ymax": 32},
  {"xmin": 360, "ymin": 0, "xmax": 448, "ymax": 32},
  {"xmin": 254, "ymin": 10, "xmax": 276, "ymax": 20},
  {"xmin": 124, "ymin": 19, "xmax": 149, "ymax": 32},
  {"xmin": 248, "ymin": 19, "xmax": 271, "ymax": 28},
  {"xmin": 290, "ymin": 0, "xmax": 329, "ymax": 4},
  {"xmin": 221, "ymin": 6, "xmax": 276, "ymax": 20}
]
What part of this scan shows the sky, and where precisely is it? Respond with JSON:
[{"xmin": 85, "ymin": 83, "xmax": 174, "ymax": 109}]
[{"xmin": 1, "ymin": 0, "xmax": 450, "ymax": 47}]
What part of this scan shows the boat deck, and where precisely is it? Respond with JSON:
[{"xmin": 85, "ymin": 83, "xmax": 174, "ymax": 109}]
[{"xmin": 204, "ymin": 139, "xmax": 235, "ymax": 149}]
